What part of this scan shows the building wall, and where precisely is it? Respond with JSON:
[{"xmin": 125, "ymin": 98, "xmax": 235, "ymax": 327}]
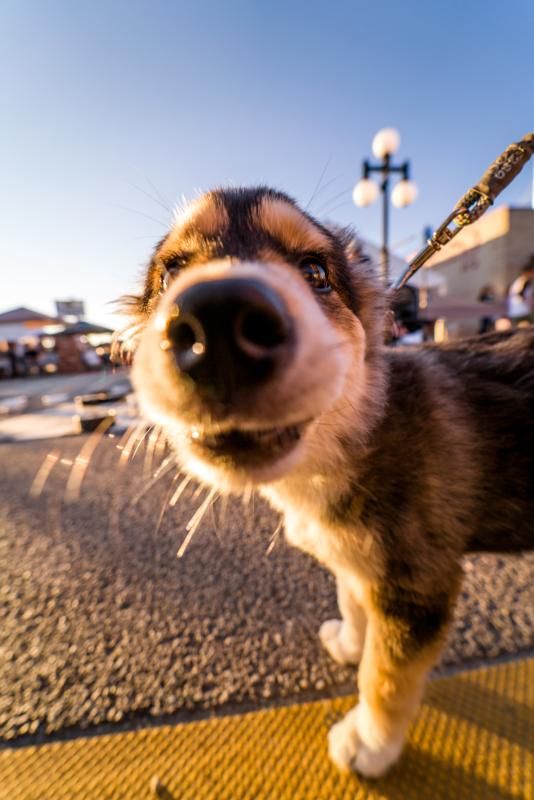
[
  {"xmin": 423, "ymin": 207, "xmax": 534, "ymax": 336},
  {"xmin": 507, "ymin": 209, "xmax": 534, "ymax": 285}
]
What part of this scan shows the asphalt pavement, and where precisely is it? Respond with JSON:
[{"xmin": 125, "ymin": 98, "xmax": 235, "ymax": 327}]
[{"xmin": 1, "ymin": 428, "xmax": 533, "ymax": 750}]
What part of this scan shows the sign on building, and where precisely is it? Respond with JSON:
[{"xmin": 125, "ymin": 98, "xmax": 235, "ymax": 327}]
[{"xmin": 55, "ymin": 300, "xmax": 85, "ymax": 321}]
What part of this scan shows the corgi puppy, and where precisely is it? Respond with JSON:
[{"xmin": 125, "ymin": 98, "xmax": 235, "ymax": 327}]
[{"xmin": 126, "ymin": 186, "xmax": 534, "ymax": 777}]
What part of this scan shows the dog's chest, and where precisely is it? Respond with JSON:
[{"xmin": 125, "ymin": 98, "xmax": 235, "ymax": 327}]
[{"xmin": 277, "ymin": 504, "xmax": 382, "ymax": 584}]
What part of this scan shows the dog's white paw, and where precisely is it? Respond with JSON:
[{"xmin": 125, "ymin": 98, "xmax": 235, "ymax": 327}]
[
  {"xmin": 319, "ymin": 619, "xmax": 362, "ymax": 665},
  {"xmin": 327, "ymin": 705, "xmax": 403, "ymax": 778}
]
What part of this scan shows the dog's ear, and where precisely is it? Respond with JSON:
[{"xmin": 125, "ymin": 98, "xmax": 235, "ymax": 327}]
[
  {"xmin": 321, "ymin": 222, "xmax": 366, "ymax": 263},
  {"xmin": 345, "ymin": 236, "xmax": 366, "ymax": 263},
  {"xmin": 323, "ymin": 221, "xmax": 387, "ymax": 350}
]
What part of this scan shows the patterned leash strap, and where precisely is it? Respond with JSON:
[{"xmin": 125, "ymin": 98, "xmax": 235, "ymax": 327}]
[{"xmin": 394, "ymin": 132, "xmax": 534, "ymax": 292}]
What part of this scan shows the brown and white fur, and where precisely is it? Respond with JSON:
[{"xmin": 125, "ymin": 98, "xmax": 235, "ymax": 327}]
[{"xmin": 125, "ymin": 187, "xmax": 534, "ymax": 777}]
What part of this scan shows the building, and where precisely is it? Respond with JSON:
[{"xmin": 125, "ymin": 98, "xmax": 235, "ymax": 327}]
[
  {"xmin": 423, "ymin": 206, "xmax": 534, "ymax": 337},
  {"xmin": 0, "ymin": 306, "xmax": 62, "ymax": 343},
  {"xmin": 0, "ymin": 306, "xmax": 113, "ymax": 376}
]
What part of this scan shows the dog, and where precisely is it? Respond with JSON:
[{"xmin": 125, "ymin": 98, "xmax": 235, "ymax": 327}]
[{"xmin": 125, "ymin": 186, "xmax": 534, "ymax": 777}]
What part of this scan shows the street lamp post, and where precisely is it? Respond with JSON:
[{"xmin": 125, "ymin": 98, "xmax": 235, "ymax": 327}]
[{"xmin": 353, "ymin": 128, "xmax": 418, "ymax": 286}]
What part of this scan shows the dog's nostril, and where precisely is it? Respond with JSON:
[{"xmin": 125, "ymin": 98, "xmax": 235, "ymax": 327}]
[
  {"xmin": 167, "ymin": 315, "xmax": 206, "ymax": 370},
  {"xmin": 169, "ymin": 319, "xmax": 196, "ymax": 351},
  {"xmin": 235, "ymin": 308, "xmax": 289, "ymax": 355}
]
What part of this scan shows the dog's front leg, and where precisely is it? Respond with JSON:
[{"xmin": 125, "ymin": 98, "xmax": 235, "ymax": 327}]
[
  {"xmin": 319, "ymin": 573, "xmax": 367, "ymax": 665},
  {"xmin": 328, "ymin": 591, "xmax": 454, "ymax": 777}
]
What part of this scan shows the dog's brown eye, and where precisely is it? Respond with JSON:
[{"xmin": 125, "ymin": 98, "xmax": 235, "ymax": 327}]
[
  {"xmin": 299, "ymin": 257, "xmax": 331, "ymax": 293},
  {"xmin": 159, "ymin": 268, "xmax": 171, "ymax": 293},
  {"xmin": 159, "ymin": 254, "xmax": 190, "ymax": 293},
  {"xmin": 159, "ymin": 264, "xmax": 182, "ymax": 293}
]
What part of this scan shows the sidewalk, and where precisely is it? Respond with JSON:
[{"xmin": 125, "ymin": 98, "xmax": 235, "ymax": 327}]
[
  {"xmin": 1, "ymin": 656, "xmax": 531, "ymax": 799},
  {"xmin": 0, "ymin": 370, "xmax": 128, "ymax": 400},
  {"xmin": 0, "ymin": 369, "xmax": 137, "ymax": 442}
]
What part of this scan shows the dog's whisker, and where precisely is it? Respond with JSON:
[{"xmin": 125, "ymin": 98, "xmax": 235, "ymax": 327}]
[
  {"xmin": 314, "ymin": 187, "xmax": 353, "ymax": 215},
  {"xmin": 265, "ymin": 519, "xmax": 283, "ymax": 555},
  {"xmin": 241, "ymin": 483, "xmax": 253, "ymax": 533},
  {"xmin": 154, "ymin": 476, "xmax": 182, "ymax": 536},
  {"xmin": 143, "ymin": 427, "xmax": 161, "ymax": 478},
  {"xmin": 307, "ymin": 174, "xmax": 343, "ymax": 209},
  {"xmin": 64, "ymin": 419, "xmax": 113, "ymax": 502},
  {"xmin": 169, "ymin": 475, "xmax": 192, "ymax": 507},
  {"xmin": 130, "ymin": 424, "xmax": 155, "ymax": 461},
  {"xmin": 153, "ymin": 426, "xmax": 168, "ymax": 468},
  {"xmin": 131, "ymin": 458, "xmax": 177, "ymax": 505},
  {"xmin": 119, "ymin": 421, "xmax": 151, "ymax": 465},
  {"xmin": 177, "ymin": 487, "xmax": 218, "ymax": 558},
  {"xmin": 218, "ymin": 493, "xmax": 229, "ymax": 529},
  {"xmin": 111, "ymin": 203, "xmax": 167, "ymax": 229},
  {"xmin": 125, "ymin": 179, "xmax": 172, "ymax": 216},
  {"xmin": 129, "ymin": 166, "xmax": 175, "ymax": 211},
  {"xmin": 29, "ymin": 450, "xmax": 61, "ymax": 498},
  {"xmin": 186, "ymin": 488, "xmax": 219, "ymax": 533},
  {"xmin": 319, "ymin": 200, "xmax": 352, "ymax": 218},
  {"xmin": 113, "ymin": 420, "xmax": 140, "ymax": 455},
  {"xmin": 305, "ymin": 155, "xmax": 332, "ymax": 210},
  {"xmin": 153, "ymin": 455, "xmax": 172, "ymax": 479},
  {"xmin": 144, "ymin": 177, "xmax": 176, "ymax": 217},
  {"xmin": 191, "ymin": 482, "xmax": 205, "ymax": 501},
  {"xmin": 242, "ymin": 483, "xmax": 253, "ymax": 507}
]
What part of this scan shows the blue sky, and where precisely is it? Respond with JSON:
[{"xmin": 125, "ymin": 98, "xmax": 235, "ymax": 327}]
[{"xmin": 1, "ymin": 0, "xmax": 533, "ymax": 327}]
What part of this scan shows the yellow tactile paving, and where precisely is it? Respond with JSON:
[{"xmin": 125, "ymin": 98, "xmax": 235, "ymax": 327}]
[{"xmin": 1, "ymin": 658, "xmax": 532, "ymax": 799}]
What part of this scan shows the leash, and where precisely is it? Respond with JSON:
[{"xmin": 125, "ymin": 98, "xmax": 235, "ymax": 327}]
[{"xmin": 393, "ymin": 133, "xmax": 534, "ymax": 293}]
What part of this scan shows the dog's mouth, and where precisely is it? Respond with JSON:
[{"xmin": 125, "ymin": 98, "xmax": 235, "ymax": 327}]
[{"xmin": 188, "ymin": 421, "xmax": 308, "ymax": 469}]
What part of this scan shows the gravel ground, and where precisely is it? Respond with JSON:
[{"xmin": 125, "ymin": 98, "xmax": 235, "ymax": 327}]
[{"xmin": 1, "ymin": 435, "xmax": 533, "ymax": 746}]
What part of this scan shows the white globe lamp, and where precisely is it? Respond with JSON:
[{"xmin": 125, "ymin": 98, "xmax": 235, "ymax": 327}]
[
  {"xmin": 352, "ymin": 178, "xmax": 379, "ymax": 207},
  {"xmin": 391, "ymin": 179, "xmax": 419, "ymax": 208},
  {"xmin": 372, "ymin": 127, "xmax": 400, "ymax": 159}
]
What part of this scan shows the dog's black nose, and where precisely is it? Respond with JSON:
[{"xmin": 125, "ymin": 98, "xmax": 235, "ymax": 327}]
[{"xmin": 163, "ymin": 278, "xmax": 294, "ymax": 398}]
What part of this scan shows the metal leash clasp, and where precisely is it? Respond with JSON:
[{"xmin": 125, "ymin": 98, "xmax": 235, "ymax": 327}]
[
  {"xmin": 427, "ymin": 187, "xmax": 492, "ymax": 251},
  {"xmin": 392, "ymin": 206, "xmax": 468, "ymax": 291},
  {"xmin": 394, "ymin": 189, "xmax": 493, "ymax": 292},
  {"xmin": 453, "ymin": 187, "xmax": 492, "ymax": 227}
]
